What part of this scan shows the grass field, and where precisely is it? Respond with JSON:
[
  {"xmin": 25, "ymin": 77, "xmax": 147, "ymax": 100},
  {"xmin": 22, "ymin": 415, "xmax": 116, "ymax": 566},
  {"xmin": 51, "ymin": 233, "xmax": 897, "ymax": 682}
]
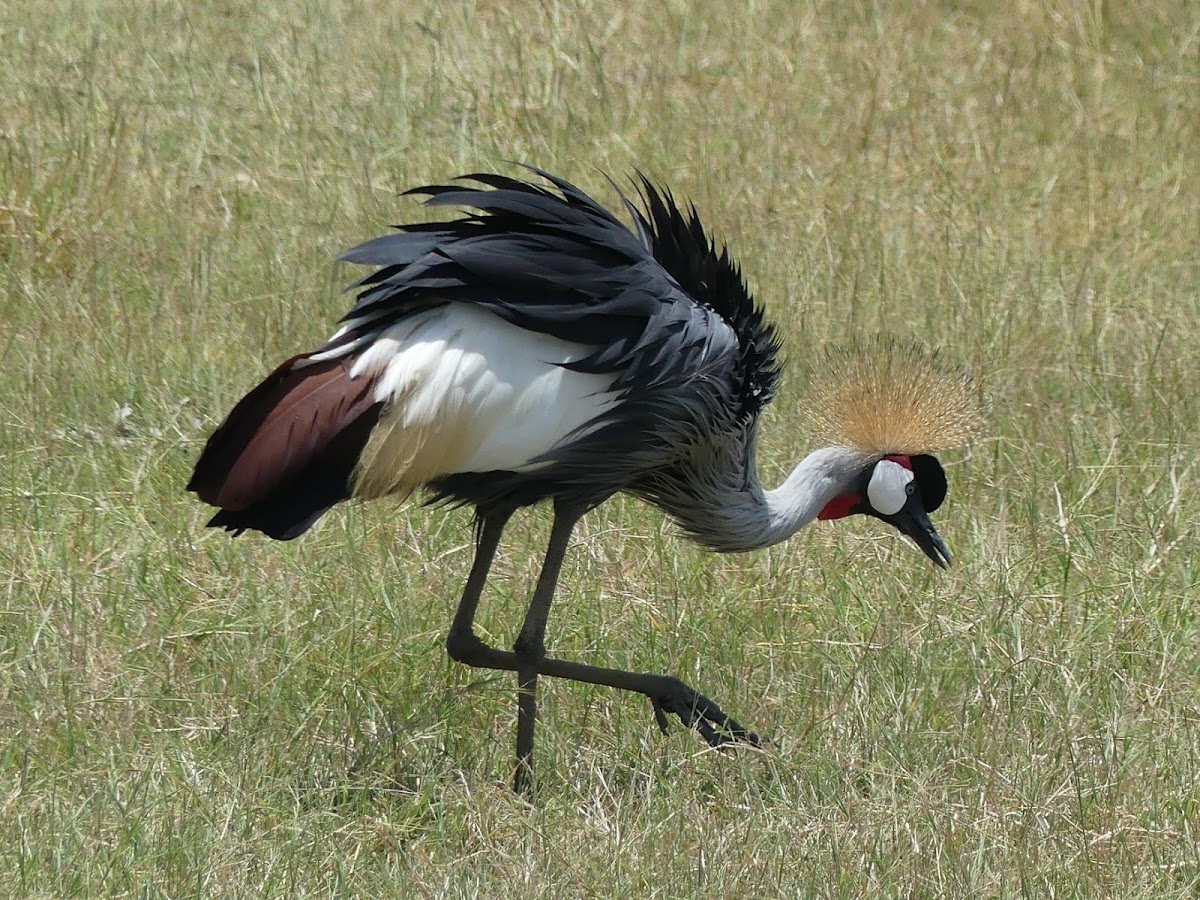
[{"xmin": 2, "ymin": 0, "xmax": 1199, "ymax": 895}]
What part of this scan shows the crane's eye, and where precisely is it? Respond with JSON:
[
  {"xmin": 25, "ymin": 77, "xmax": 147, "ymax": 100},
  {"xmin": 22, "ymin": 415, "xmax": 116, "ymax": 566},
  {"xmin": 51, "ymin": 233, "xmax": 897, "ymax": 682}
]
[{"xmin": 905, "ymin": 482, "xmax": 916, "ymax": 497}]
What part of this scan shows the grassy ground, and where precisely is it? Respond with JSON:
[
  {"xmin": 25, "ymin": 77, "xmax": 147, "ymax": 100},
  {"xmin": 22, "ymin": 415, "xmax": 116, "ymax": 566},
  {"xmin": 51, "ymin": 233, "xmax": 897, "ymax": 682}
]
[{"xmin": 2, "ymin": 0, "xmax": 1198, "ymax": 895}]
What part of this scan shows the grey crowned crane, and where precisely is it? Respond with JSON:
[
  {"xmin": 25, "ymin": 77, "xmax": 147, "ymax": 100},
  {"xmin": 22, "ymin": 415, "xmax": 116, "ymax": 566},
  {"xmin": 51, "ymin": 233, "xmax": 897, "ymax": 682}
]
[{"xmin": 188, "ymin": 166, "xmax": 979, "ymax": 793}]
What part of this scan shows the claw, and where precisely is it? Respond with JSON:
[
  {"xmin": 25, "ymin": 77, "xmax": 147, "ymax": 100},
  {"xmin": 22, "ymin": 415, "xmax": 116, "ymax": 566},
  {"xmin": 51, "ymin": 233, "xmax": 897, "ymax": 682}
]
[
  {"xmin": 652, "ymin": 698, "xmax": 671, "ymax": 735},
  {"xmin": 646, "ymin": 677, "xmax": 762, "ymax": 748}
]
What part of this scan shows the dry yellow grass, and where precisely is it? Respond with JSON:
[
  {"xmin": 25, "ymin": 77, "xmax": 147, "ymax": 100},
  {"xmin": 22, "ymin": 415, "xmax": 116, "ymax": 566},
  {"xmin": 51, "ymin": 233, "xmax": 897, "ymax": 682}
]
[{"xmin": 1, "ymin": 0, "xmax": 1198, "ymax": 896}]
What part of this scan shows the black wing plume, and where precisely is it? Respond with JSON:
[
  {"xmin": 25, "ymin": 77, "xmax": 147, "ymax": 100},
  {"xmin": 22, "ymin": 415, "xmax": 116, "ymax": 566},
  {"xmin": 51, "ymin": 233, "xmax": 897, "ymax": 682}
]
[{"xmin": 627, "ymin": 175, "xmax": 782, "ymax": 419}]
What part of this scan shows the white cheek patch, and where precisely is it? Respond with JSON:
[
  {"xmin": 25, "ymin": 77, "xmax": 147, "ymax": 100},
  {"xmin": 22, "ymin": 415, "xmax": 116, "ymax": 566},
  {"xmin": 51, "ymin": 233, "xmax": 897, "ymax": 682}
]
[{"xmin": 867, "ymin": 460, "xmax": 915, "ymax": 516}]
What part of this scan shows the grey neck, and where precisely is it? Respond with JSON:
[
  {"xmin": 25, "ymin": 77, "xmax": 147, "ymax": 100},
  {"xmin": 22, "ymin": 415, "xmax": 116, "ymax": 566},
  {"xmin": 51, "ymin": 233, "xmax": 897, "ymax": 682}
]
[
  {"xmin": 759, "ymin": 446, "xmax": 872, "ymax": 547},
  {"xmin": 665, "ymin": 445, "xmax": 871, "ymax": 553}
]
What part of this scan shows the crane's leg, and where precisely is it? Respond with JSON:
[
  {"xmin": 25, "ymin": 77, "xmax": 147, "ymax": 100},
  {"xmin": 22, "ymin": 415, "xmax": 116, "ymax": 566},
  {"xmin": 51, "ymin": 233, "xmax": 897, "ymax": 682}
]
[
  {"xmin": 445, "ymin": 510, "xmax": 513, "ymax": 652},
  {"xmin": 444, "ymin": 502, "xmax": 583, "ymax": 793},
  {"xmin": 446, "ymin": 504, "xmax": 758, "ymax": 795},
  {"xmin": 510, "ymin": 500, "xmax": 585, "ymax": 794}
]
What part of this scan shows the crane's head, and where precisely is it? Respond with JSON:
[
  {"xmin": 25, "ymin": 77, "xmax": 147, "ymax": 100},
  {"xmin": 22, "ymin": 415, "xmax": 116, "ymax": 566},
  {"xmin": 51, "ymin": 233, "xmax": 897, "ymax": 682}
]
[
  {"xmin": 800, "ymin": 339, "xmax": 982, "ymax": 568},
  {"xmin": 817, "ymin": 453, "xmax": 952, "ymax": 567}
]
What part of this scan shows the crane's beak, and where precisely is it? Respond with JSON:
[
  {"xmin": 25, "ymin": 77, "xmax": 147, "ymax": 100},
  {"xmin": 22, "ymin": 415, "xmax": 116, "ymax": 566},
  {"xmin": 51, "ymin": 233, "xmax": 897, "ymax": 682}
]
[{"xmin": 885, "ymin": 497, "xmax": 953, "ymax": 568}]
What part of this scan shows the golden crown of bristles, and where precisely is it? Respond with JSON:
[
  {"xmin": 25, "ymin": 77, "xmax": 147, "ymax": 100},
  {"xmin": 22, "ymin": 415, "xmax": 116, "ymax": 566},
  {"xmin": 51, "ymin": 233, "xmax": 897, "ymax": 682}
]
[{"xmin": 799, "ymin": 339, "xmax": 983, "ymax": 457}]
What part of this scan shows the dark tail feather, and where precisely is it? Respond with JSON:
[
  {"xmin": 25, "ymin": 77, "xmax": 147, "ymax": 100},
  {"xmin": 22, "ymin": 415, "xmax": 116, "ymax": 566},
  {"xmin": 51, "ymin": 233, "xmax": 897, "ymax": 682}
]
[{"xmin": 188, "ymin": 355, "xmax": 383, "ymax": 540}]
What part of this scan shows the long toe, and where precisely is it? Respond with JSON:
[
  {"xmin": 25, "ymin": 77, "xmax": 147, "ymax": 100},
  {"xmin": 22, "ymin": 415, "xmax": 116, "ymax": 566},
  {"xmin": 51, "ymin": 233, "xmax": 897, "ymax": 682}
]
[{"xmin": 649, "ymin": 678, "xmax": 761, "ymax": 748}]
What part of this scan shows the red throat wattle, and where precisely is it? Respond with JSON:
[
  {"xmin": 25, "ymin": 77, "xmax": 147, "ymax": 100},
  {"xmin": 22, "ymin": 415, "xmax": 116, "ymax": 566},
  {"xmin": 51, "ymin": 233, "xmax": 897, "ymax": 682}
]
[
  {"xmin": 818, "ymin": 492, "xmax": 858, "ymax": 521},
  {"xmin": 817, "ymin": 454, "xmax": 914, "ymax": 521}
]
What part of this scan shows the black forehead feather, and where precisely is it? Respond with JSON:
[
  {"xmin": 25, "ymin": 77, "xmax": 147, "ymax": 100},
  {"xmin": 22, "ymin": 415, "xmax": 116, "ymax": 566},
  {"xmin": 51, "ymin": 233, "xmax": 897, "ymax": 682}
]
[{"xmin": 911, "ymin": 454, "xmax": 947, "ymax": 512}]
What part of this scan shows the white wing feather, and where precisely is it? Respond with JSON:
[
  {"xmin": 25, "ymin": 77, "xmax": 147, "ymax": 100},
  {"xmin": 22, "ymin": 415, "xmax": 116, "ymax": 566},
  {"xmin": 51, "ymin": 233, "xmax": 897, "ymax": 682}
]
[{"xmin": 348, "ymin": 305, "xmax": 619, "ymax": 499}]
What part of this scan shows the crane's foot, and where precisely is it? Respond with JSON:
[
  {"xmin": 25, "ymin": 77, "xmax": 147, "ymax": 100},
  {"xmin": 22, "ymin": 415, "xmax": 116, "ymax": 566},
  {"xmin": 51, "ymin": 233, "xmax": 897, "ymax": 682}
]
[{"xmin": 646, "ymin": 676, "xmax": 761, "ymax": 749}]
